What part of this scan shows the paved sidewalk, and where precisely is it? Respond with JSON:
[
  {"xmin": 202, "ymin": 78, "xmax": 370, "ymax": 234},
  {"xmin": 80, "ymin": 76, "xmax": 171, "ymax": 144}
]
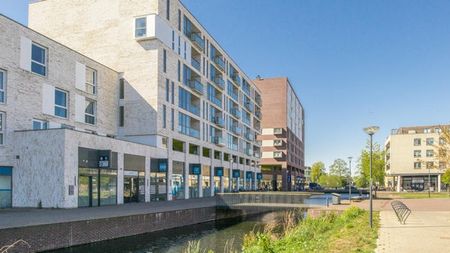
[{"xmin": 376, "ymin": 210, "xmax": 450, "ymax": 252}]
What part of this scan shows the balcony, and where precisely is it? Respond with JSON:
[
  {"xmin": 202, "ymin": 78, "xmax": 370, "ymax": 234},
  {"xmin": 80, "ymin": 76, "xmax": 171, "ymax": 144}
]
[
  {"xmin": 255, "ymin": 110, "xmax": 262, "ymax": 119},
  {"xmin": 231, "ymin": 124, "xmax": 242, "ymax": 135},
  {"xmin": 214, "ymin": 56, "xmax": 225, "ymax": 71},
  {"xmin": 255, "ymin": 94, "xmax": 262, "ymax": 106},
  {"xmin": 179, "ymin": 126, "xmax": 200, "ymax": 139},
  {"xmin": 186, "ymin": 104, "xmax": 200, "ymax": 116},
  {"xmin": 230, "ymin": 107, "xmax": 241, "ymax": 119},
  {"xmin": 245, "ymin": 132, "xmax": 254, "ymax": 141},
  {"xmin": 212, "ymin": 116, "xmax": 225, "ymax": 128},
  {"xmin": 245, "ymin": 148, "xmax": 253, "ymax": 156},
  {"xmin": 209, "ymin": 95, "xmax": 222, "ymax": 108},
  {"xmin": 189, "ymin": 32, "xmax": 205, "ymax": 51},
  {"xmin": 188, "ymin": 79, "xmax": 204, "ymax": 95},
  {"xmin": 191, "ymin": 57, "xmax": 201, "ymax": 72},
  {"xmin": 231, "ymin": 73, "xmax": 241, "ymax": 85},
  {"xmin": 273, "ymin": 151, "xmax": 285, "ymax": 159},
  {"xmin": 213, "ymin": 136, "xmax": 225, "ymax": 147},
  {"xmin": 274, "ymin": 128, "xmax": 284, "ymax": 135},
  {"xmin": 214, "ymin": 76, "xmax": 225, "ymax": 90},
  {"xmin": 273, "ymin": 139, "xmax": 285, "ymax": 147},
  {"xmin": 244, "ymin": 101, "xmax": 254, "ymax": 112}
]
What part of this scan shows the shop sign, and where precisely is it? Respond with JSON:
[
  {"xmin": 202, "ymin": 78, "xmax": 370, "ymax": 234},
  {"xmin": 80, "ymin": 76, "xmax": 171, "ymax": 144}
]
[
  {"xmin": 98, "ymin": 150, "xmax": 111, "ymax": 168},
  {"xmin": 124, "ymin": 170, "xmax": 139, "ymax": 177},
  {"xmin": 190, "ymin": 164, "xmax": 201, "ymax": 175},
  {"xmin": 215, "ymin": 167, "xmax": 224, "ymax": 177},
  {"xmin": 158, "ymin": 159, "xmax": 168, "ymax": 172}
]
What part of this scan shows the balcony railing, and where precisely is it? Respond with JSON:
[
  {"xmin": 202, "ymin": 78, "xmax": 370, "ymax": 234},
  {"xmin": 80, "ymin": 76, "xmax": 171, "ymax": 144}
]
[
  {"xmin": 189, "ymin": 32, "xmax": 205, "ymax": 51},
  {"xmin": 231, "ymin": 125, "xmax": 241, "ymax": 135},
  {"xmin": 213, "ymin": 136, "xmax": 225, "ymax": 146},
  {"xmin": 273, "ymin": 151, "xmax": 284, "ymax": 159},
  {"xmin": 255, "ymin": 96, "xmax": 262, "ymax": 106},
  {"xmin": 212, "ymin": 116, "xmax": 225, "ymax": 128},
  {"xmin": 191, "ymin": 57, "xmax": 201, "ymax": 71},
  {"xmin": 209, "ymin": 95, "xmax": 222, "ymax": 108},
  {"xmin": 187, "ymin": 104, "xmax": 200, "ymax": 116},
  {"xmin": 229, "ymin": 90, "xmax": 239, "ymax": 102},
  {"xmin": 255, "ymin": 110, "xmax": 262, "ymax": 119},
  {"xmin": 180, "ymin": 126, "xmax": 200, "ymax": 139},
  {"xmin": 188, "ymin": 79, "xmax": 204, "ymax": 95},
  {"xmin": 231, "ymin": 73, "xmax": 240, "ymax": 85},
  {"xmin": 245, "ymin": 132, "xmax": 254, "ymax": 141},
  {"xmin": 230, "ymin": 107, "xmax": 241, "ymax": 119},
  {"xmin": 245, "ymin": 148, "xmax": 253, "ymax": 156},
  {"xmin": 244, "ymin": 101, "xmax": 253, "ymax": 112},
  {"xmin": 214, "ymin": 56, "xmax": 225, "ymax": 71},
  {"xmin": 213, "ymin": 77, "xmax": 225, "ymax": 90}
]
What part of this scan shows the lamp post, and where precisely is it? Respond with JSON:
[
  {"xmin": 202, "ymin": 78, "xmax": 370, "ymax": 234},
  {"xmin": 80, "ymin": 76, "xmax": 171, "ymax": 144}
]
[
  {"xmin": 348, "ymin": 156, "xmax": 352, "ymax": 204},
  {"xmin": 364, "ymin": 126, "xmax": 379, "ymax": 228}
]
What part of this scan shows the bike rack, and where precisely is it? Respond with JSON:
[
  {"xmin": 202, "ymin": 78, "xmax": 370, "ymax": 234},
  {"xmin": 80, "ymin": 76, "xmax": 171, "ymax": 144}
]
[{"xmin": 391, "ymin": 200, "xmax": 411, "ymax": 224}]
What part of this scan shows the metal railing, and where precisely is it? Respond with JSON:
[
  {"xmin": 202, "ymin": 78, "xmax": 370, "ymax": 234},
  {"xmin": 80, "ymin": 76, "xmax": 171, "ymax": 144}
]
[{"xmin": 391, "ymin": 200, "xmax": 411, "ymax": 224}]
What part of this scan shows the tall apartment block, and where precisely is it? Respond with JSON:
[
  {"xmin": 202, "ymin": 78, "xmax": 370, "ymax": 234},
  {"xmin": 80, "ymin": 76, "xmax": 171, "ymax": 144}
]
[
  {"xmin": 0, "ymin": 0, "xmax": 263, "ymax": 208},
  {"xmin": 385, "ymin": 125, "xmax": 447, "ymax": 192},
  {"xmin": 254, "ymin": 77, "xmax": 305, "ymax": 191}
]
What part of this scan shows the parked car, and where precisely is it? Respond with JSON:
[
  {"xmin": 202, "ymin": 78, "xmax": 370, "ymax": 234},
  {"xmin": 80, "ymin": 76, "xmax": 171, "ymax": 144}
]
[{"xmin": 308, "ymin": 183, "xmax": 323, "ymax": 191}]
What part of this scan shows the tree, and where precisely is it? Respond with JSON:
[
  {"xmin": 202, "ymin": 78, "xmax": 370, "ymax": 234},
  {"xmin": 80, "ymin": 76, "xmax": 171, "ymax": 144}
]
[
  {"xmin": 442, "ymin": 169, "xmax": 450, "ymax": 196},
  {"xmin": 318, "ymin": 174, "xmax": 342, "ymax": 189},
  {"xmin": 329, "ymin": 159, "xmax": 349, "ymax": 187},
  {"xmin": 357, "ymin": 141, "xmax": 385, "ymax": 190},
  {"xmin": 310, "ymin": 161, "xmax": 325, "ymax": 183}
]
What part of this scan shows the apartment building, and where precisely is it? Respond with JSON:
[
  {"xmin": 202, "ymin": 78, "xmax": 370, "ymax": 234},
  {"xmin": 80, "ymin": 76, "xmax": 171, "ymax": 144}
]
[
  {"xmin": 14, "ymin": 0, "xmax": 263, "ymax": 207},
  {"xmin": 254, "ymin": 77, "xmax": 305, "ymax": 191},
  {"xmin": 385, "ymin": 125, "xmax": 447, "ymax": 192}
]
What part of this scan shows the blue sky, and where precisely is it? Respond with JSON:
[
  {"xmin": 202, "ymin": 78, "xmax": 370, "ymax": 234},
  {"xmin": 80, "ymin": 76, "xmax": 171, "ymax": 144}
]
[{"xmin": 2, "ymin": 0, "xmax": 450, "ymax": 171}]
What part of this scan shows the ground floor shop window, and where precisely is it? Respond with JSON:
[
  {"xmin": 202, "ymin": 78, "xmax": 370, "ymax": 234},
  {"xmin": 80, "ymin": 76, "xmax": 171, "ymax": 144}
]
[
  {"xmin": 78, "ymin": 168, "xmax": 117, "ymax": 207},
  {"xmin": 0, "ymin": 167, "xmax": 12, "ymax": 208},
  {"xmin": 401, "ymin": 176, "xmax": 438, "ymax": 192},
  {"xmin": 189, "ymin": 164, "xmax": 201, "ymax": 198},
  {"xmin": 202, "ymin": 166, "xmax": 211, "ymax": 197},
  {"xmin": 223, "ymin": 169, "xmax": 230, "ymax": 192},
  {"xmin": 123, "ymin": 170, "xmax": 144, "ymax": 203},
  {"xmin": 172, "ymin": 161, "xmax": 185, "ymax": 200},
  {"xmin": 151, "ymin": 159, "xmax": 167, "ymax": 201}
]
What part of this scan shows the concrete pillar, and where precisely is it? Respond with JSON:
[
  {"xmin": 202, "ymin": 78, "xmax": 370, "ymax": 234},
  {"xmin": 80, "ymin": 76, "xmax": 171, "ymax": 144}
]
[
  {"xmin": 145, "ymin": 156, "xmax": 151, "ymax": 202},
  {"xmin": 167, "ymin": 158, "xmax": 173, "ymax": 201},
  {"xmin": 117, "ymin": 152, "xmax": 124, "ymax": 204},
  {"xmin": 438, "ymin": 174, "xmax": 442, "ymax": 192},
  {"xmin": 210, "ymin": 166, "xmax": 215, "ymax": 196},
  {"xmin": 396, "ymin": 175, "xmax": 401, "ymax": 192},
  {"xmin": 243, "ymin": 169, "xmax": 247, "ymax": 191},
  {"xmin": 199, "ymin": 173, "xmax": 203, "ymax": 198},
  {"xmin": 281, "ymin": 168, "xmax": 289, "ymax": 191}
]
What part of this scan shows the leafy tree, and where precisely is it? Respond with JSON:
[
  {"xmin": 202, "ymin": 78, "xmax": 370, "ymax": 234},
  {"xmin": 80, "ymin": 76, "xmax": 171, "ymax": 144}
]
[
  {"xmin": 318, "ymin": 174, "xmax": 342, "ymax": 189},
  {"xmin": 329, "ymin": 159, "xmax": 349, "ymax": 178},
  {"xmin": 310, "ymin": 161, "xmax": 325, "ymax": 183},
  {"xmin": 442, "ymin": 169, "xmax": 450, "ymax": 196},
  {"xmin": 357, "ymin": 141, "xmax": 385, "ymax": 190}
]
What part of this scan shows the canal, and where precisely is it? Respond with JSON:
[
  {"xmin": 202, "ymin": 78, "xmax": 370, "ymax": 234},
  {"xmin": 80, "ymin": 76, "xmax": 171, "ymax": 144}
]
[{"xmin": 49, "ymin": 193, "xmax": 365, "ymax": 253}]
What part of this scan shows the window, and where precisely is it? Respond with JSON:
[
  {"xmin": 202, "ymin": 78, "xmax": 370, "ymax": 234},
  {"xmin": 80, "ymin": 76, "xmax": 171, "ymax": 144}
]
[
  {"xmin": 0, "ymin": 70, "xmax": 5, "ymax": 103},
  {"xmin": 202, "ymin": 147, "xmax": 211, "ymax": 158},
  {"xmin": 177, "ymin": 60, "xmax": 181, "ymax": 82},
  {"xmin": 135, "ymin": 17, "xmax": 147, "ymax": 38},
  {"xmin": 439, "ymin": 162, "xmax": 446, "ymax": 170},
  {"xmin": 0, "ymin": 112, "xmax": 4, "ymax": 145},
  {"xmin": 426, "ymin": 138, "xmax": 434, "ymax": 146},
  {"xmin": 85, "ymin": 100, "xmax": 96, "ymax": 124},
  {"xmin": 426, "ymin": 149, "xmax": 434, "ymax": 157},
  {"xmin": 413, "ymin": 150, "xmax": 421, "ymax": 158},
  {"xmin": 426, "ymin": 162, "xmax": 434, "ymax": 169},
  {"xmin": 166, "ymin": 0, "xmax": 170, "ymax": 20},
  {"xmin": 32, "ymin": 119, "xmax": 48, "ymax": 130},
  {"xmin": 424, "ymin": 128, "xmax": 431, "ymax": 133},
  {"xmin": 54, "ymin": 89, "xmax": 68, "ymax": 118},
  {"xmin": 31, "ymin": 43, "xmax": 47, "ymax": 76},
  {"xmin": 119, "ymin": 78, "xmax": 124, "ymax": 99},
  {"xmin": 414, "ymin": 162, "xmax": 421, "ymax": 169},
  {"xmin": 172, "ymin": 31, "xmax": 175, "ymax": 50},
  {"xmin": 171, "ymin": 81, "xmax": 175, "ymax": 104},
  {"xmin": 414, "ymin": 138, "xmax": 421, "ymax": 146},
  {"xmin": 173, "ymin": 139, "xmax": 184, "ymax": 152},
  {"xmin": 178, "ymin": 9, "xmax": 181, "ymax": 31},
  {"xmin": 189, "ymin": 144, "xmax": 199, "ymax": 155},
  {"xmin": 166, "ymin": 79, "xmax": 170, "ymax": 102},
  {"xmin": 119, "ymin": 106, "xmax": 124, "ymax": 127},
  {"xmin": 163, "ymin": 105, "xmax": 167, "ymax": 128},
  {"xmin": 171, "ymin": 108, "xmax": 174, "ymax": 131},
  {"xmin": 163, "ymin": 49, "xmax": 167, "ymax": 73},
  {"xmin": 85, "ymin": 67, "xmax": 97, "ymax": 94}
]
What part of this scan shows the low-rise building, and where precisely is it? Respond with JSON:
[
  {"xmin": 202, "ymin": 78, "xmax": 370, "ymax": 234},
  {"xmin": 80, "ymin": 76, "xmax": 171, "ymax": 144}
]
[{"xmin": 385, "ymin": 125, "xmax": 447, "ymax": 192}]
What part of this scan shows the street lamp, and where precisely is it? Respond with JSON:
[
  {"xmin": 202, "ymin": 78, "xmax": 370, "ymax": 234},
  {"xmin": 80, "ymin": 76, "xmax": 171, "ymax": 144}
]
[
  {"xmin": 348, "ymin": 156, "xmax": 353, "ymax": 204},
  {"xmin": 364, "ymin": 126, "xmax": 379, "ymax": 228}
]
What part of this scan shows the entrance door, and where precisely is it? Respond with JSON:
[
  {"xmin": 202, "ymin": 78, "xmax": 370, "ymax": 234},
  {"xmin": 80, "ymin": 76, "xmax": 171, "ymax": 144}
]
[
  {"xmin": 78, "ymin": 174, "xmax": 99, "ymax": 207},
  {"xmin": 124, "ymin": 176, "xmax": 139, "ymax": 203}
]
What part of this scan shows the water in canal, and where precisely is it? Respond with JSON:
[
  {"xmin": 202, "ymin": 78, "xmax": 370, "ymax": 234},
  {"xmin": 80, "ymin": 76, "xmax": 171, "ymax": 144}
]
[{"xmin": 50, "ymin": 193, "xmax": 366, "ymax": 253}]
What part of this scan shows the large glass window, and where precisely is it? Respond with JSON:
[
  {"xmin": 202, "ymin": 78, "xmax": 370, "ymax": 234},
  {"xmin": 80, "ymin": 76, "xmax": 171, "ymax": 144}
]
[
  {"xmin": 0, "ymin": 112, "xmax": 4, "ymax": 145},
  {"xmin": 202, "ymin": 166, "xmax": 211, "ymax": 197},
  {"xmin": 0, "ymin": 167, "xmax": 12, "ymax": 208},
  {"xmin": 0, "ymin": 70, "xmax": 5, "ymax": 103},
  {"xmin": 85, "ymin": 100, "xmax": 96, "ymax": 125},
  {"xmin": 100, "ymin": 169, "xmax": 117, "ymax": 205},
  {"xmin": 55, "ymin": 89, "xmax": 68, "ymax": 118},
  {"xmin": 31, "ymin": 43, "xmax": 47, "ymax": 76},
  {"xmin": 86, "ymin": 67, "xmax": 97, "ymax": 95},
  {"xmin": 135, "ymin": 17, "xmax": 147, "ymax": 38},
  {"xmin": 172, "ymin": 161, "xmax": 185, "ymax": 200}
]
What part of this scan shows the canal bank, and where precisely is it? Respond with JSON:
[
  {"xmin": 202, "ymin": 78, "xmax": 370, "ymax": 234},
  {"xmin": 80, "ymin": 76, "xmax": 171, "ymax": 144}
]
[{"xmin": 0, "ymin": 193, "xmax": 316, "ymax": 252}]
